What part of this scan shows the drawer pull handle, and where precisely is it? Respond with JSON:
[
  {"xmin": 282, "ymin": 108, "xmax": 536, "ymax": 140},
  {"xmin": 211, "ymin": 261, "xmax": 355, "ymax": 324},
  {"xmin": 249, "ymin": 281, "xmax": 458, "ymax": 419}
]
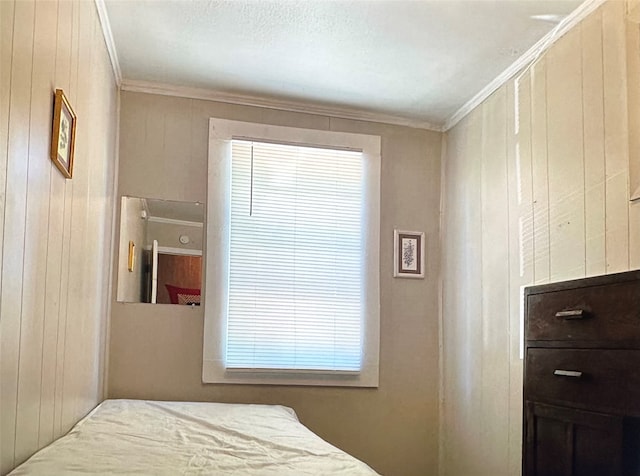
[
  {"xmin": 555, "ymin": 309, "xmax": 585, "ymax": 319},
  {"xmin": 554, "ymin": 370, "xmax": 583, "ymax": 378}
]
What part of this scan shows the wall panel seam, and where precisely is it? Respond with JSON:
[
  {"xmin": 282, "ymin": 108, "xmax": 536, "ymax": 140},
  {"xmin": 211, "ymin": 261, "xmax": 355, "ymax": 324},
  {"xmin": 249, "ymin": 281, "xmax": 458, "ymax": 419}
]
[
  {"xmin": 504, "ymin": 84, "xmax": 513, "ymax": 475},
  {"xmin": 24, "ymin": 0, "xmax": 53, "ymax": 451},
  {"xmin": 53, "ymin": 183, "xmax": 69, "ymax": 437},
  {"xmin": 1, "ymin": 1, "xmax": 18, "ymax": 470},
  {"xmin": 38, "ymin": 172, "xmax": 54, "ymax": 446},
  {"xmin": 529, "ymin": 74, "xmax": 536, "ymax": 283},
  {"xmin": 14, "ymin": 0, "xmax": 38, "ymax": 463},
  {"xmin": 50, "ymin": 1, "xmax": 66, "ymax": 438},
  {"xmin": 581, "ymin": 22, "xmax": 587, "ymax": 272},
  {"xmin": 60, "ymin": 191, "xmax": 74, "ymax": 430},
  {"xmin": 600, "ymin": 8, "xmax": 608, "ymax": 270},
  {"xmin": 0, "ymin": 0, "xmax": 16, "ymax": 302},
  {"xmin": 38, "ymin": 0, "xmax": 60, "ymax": 445},
  {"xmin": 544, "ymin": 60, "xmax": 551, "ymax": 278}
]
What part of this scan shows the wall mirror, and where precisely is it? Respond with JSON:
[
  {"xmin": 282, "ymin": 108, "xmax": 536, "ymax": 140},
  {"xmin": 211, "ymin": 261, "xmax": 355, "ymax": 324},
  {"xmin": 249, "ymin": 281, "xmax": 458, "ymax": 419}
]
[{"xmin": 116, "ymin": 196, "xmax": 204, "ymax": 304}]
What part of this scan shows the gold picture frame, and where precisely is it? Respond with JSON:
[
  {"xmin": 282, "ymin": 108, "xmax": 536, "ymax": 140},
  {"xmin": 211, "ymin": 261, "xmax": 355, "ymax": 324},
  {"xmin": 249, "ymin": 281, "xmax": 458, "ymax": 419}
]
[
  {"xmin": 50, "ymin": 89, "xmax": 76, "ymax": 179},
  {"xmin": 128, "ymin": 241, "xmax": 135, "ymax": 272}
]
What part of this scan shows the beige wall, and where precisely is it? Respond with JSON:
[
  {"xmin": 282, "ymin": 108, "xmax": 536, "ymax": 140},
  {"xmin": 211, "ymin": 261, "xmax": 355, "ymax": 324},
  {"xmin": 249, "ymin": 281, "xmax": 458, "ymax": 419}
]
[
  {"xmin": 0, "ymin": 0, "xmax": 118, "ymax": 474},
  {"xmin": 440, "ymin": 2, "xmax": 640, "ymax": 475},
  {"xmin": 108, "ymin": 91, "xmax": 442, "ymax": 476}
]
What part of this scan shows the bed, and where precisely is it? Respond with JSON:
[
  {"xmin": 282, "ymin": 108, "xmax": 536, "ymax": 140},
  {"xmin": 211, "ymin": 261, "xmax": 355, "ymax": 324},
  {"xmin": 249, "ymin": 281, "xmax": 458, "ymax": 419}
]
[{"xmin": 9, "ymin": 399, "xmax": 379, "ymax": 475}]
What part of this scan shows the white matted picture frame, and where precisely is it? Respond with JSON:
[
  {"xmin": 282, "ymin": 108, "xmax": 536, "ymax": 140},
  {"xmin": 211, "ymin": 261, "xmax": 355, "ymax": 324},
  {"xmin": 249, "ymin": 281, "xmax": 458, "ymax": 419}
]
[
  {"xmin": 393, "ymin": 230, "xmax": 425, "ymax": 278},
  {"xmin": 50, "ymin": 89, "xmax": 77, "ymax": 179}
]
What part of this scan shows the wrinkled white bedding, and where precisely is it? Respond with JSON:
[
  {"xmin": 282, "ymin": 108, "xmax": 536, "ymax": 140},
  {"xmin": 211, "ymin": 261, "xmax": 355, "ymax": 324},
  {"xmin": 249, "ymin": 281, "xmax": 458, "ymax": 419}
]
[{"xmin": 10, "ymin": 399, "xmax": 379, "ymax": 475}]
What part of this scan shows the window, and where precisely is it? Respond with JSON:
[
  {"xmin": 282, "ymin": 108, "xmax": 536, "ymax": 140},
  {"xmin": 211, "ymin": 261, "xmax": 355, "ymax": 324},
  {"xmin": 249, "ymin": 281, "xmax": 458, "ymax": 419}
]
[{"xmin": 203, "ymin": 119, "xmax": 380, "ymax": 387}]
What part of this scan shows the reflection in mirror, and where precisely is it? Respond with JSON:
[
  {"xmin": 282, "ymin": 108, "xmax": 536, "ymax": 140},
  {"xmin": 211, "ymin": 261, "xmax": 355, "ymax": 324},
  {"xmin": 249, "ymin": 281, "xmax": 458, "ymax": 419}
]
[{"xmin": 116, "ymin": 196, "xmax": 204, "ymax": 304}]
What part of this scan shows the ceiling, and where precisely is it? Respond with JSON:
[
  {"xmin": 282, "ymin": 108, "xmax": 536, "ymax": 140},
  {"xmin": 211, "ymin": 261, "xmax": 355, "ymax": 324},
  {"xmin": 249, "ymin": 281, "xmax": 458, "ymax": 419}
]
[{"xmin": 104, "ymin": 0, "xmax": 584, "ymax": 129}]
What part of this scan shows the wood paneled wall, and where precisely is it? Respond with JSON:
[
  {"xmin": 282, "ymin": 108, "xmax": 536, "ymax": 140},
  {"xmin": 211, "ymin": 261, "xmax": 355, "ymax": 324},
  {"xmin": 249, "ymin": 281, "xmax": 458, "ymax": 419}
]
[
  {"xmin": 441, "ymin": 2, "xmax": 640, "ymax": 475},
  {"xmin": 0, "ymin": 0, "xmax": 118, "ymax": 473}
]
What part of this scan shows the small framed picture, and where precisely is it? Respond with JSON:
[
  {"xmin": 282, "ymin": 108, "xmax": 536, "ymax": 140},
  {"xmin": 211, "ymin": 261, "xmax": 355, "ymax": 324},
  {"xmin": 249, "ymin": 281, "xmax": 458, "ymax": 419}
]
[
  {"xmin": 394, "ymin": 230, "xmax": 425, "ymax": 278},
  {"xmin": 50, "ymin": 89, "xmax": 77, "ymax": 179}
]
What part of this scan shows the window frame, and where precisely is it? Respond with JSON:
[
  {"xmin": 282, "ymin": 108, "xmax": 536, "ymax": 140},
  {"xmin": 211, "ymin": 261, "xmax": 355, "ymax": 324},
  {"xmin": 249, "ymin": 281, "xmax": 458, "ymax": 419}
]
[{"xmin": 203, "ymin": 118, "xmax": 381, "ymax": 387}]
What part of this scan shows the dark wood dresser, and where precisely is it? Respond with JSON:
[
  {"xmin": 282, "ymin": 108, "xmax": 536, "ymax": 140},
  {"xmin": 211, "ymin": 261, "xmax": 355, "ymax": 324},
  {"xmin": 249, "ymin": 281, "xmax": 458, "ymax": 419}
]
[{"xmin": 523, "ymin": 270, "xmax": 640, "ymax": 476}]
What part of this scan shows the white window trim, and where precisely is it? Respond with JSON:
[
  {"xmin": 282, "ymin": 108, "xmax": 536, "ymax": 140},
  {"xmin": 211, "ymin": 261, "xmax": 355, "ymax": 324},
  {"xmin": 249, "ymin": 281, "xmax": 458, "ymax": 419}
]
[{"xmin": 203, "ymin": 118, "xmax": 381, "ymax": 387}]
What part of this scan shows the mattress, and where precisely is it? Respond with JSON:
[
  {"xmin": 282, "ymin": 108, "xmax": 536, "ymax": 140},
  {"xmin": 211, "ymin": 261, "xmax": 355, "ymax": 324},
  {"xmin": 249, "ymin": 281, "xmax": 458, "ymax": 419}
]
[{"xmin": 9, "ymin": 399, "xmax": 380, "ymax": 475}]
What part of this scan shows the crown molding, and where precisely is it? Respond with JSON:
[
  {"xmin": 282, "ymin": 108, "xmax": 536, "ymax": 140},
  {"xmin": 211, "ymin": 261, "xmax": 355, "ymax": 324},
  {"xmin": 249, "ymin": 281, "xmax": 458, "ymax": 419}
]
[
  {"xmin": 94, "ymin": 0, "xmax": 122, "ymax": 86},
  {"xmin": 94, "ymin": 0, "xmax": 603, "ymax": 134},
  {"xmin": 443, "ymin": 0, "xmax": 607, "ymax": 132},
  {"xmin": 120, "ymin": 79, "xmax": 444, "ymax": 132}
]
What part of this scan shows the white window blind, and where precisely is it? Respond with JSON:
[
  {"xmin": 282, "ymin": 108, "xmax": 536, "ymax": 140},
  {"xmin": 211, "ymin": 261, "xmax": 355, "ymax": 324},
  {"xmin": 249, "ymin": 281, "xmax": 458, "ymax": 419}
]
[{"xmin": 227, "ymin": 140, "xmax": 364, "ymax": 372}]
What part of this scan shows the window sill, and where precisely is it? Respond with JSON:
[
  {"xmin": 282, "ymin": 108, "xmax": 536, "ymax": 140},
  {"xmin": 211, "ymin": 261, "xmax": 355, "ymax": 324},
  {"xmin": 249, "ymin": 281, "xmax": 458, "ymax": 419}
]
[{"xmin": 202, "ymin": 359, "xmax": 379, "ymax": 387}]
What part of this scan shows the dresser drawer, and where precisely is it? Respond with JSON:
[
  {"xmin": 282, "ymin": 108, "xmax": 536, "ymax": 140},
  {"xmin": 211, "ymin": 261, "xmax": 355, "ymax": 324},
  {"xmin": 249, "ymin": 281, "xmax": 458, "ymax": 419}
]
[
  {"xmin": 526, "ymin": 280, "xmax": 640, "ymax": 343},
  {"xmin": 525, "ymin": 348, "xmax": 640, "ymax": 416}
]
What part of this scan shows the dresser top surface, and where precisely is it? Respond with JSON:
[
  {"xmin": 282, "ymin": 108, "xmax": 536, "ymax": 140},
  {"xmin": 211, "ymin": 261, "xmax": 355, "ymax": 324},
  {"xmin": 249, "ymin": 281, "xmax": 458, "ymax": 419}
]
[{"xmin": 524, "ymin": 269, "xmax": 640, "ymax": 297}]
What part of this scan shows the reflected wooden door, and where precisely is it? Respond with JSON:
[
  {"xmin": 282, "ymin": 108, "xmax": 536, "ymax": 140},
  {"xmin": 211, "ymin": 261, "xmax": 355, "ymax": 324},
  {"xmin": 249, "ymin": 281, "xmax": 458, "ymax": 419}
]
[{"xmin": 156, "ymin": 253, "xmax": 202, "ymax": 304}]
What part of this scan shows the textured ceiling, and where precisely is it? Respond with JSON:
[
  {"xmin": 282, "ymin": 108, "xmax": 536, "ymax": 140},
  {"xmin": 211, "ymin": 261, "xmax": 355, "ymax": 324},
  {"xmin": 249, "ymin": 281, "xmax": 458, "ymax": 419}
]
[{"xmin": 105, "ymin": 0, "xmax": 583, "ymax": 127}]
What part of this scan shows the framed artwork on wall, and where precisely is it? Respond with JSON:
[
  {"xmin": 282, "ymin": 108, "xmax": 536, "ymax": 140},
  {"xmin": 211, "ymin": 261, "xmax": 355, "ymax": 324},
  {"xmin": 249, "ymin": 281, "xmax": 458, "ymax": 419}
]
[
  {"xmin": 50, "ymin": 89, "xmax": 77, "ymax": 179},
  {"xmin": 394, "ymin": 230, "xmax": 425, "ymax": 278}
]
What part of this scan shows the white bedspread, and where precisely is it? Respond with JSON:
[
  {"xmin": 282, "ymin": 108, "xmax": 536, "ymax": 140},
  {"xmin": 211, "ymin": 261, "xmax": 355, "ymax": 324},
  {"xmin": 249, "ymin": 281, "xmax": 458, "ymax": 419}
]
[{"xmin": 10, "ymin": 399, "xmax": 379, "ymax": 475}]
